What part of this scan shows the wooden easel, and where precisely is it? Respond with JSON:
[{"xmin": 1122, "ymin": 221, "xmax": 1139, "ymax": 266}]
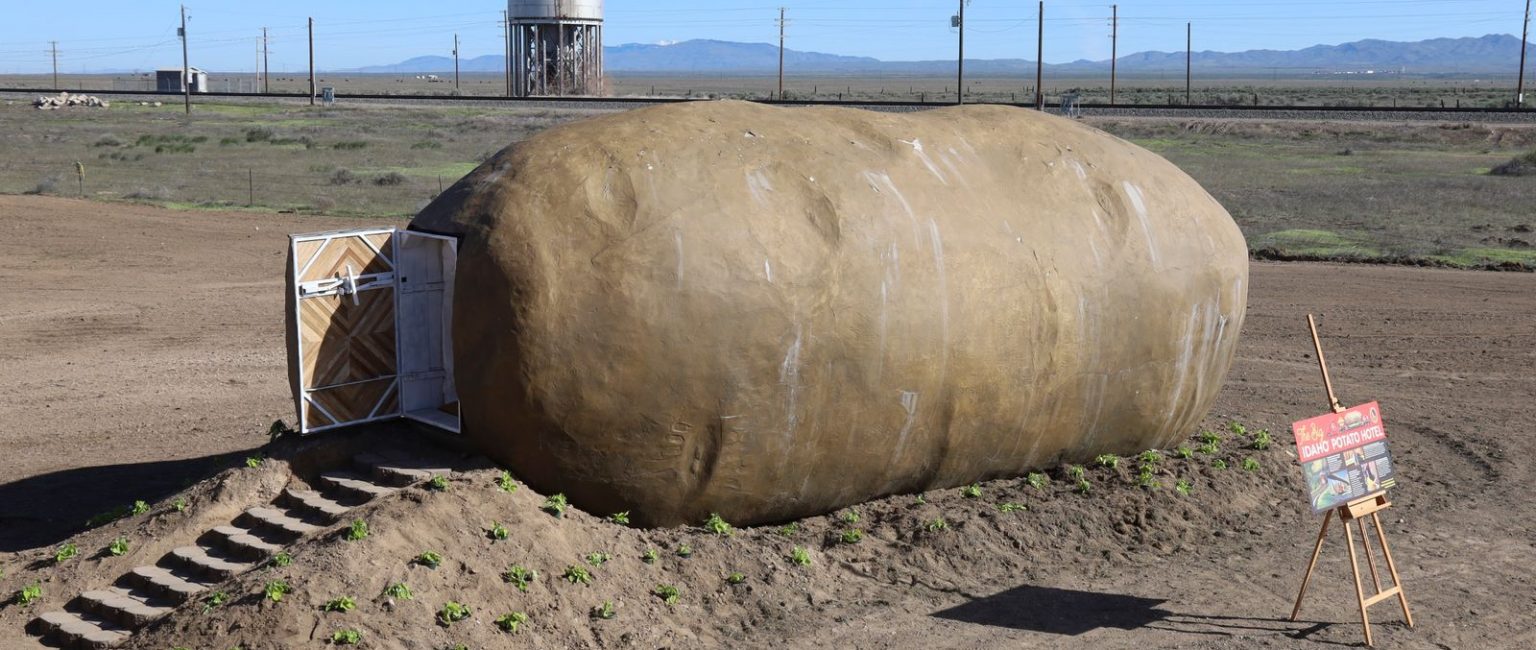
[{"xmin": 1289, "ymin": 315, "xmax": 1414, "ymax": 647}]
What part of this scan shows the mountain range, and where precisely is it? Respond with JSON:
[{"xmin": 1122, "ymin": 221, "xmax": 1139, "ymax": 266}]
[{"xmin": 353, "ymin": 34, "xmax": 1536, "ymax": 76}]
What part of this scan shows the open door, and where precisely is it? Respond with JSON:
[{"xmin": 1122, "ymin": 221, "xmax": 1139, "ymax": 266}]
[{"xmin": 287, "ymin": 227, "xmax": 459, "ymax": 434}]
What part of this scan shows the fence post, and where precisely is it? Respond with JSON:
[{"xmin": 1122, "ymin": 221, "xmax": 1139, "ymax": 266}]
[{"xmin": 248, "ymin": 169, "xmax": 254, "ymax": 206}]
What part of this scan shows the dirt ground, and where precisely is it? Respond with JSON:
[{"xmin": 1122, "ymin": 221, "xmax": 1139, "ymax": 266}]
[{"xmin": 1, "ymin": 194, "xmax": 1534, "ymax": 648}]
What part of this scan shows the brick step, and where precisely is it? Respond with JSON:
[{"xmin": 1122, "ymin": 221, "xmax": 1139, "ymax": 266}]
[
  {"xmin": 166, "ymin": 545, "xmax": 255, "ymax": 582},
  {"xmin": 236, "ymin": 506, "xmax": 321, "ymax": 541},
  {"xmin": 280, "ymin": 487, "xmax": 351, "ymax": 521},
  {"xmin": 354, "ymin": 452, "xmax": 453, "ymax": 487},
  {"xmin": 205, "ymin": 525, "xmax": 283, "ymax": 560},
  {"xmin": 318, "ymin": 471, "xmax": 399, "ymax": 501},
  {"xmin": 28, "ymin": 610, "xmax": 129, "ymax": 649},
  {"xmin": 123, "ymin": 566, "xmax": 208, "ymax": 604},
  {"xmin": 73, "ymin": 589, "xmax": 171, "ymax": 628}
]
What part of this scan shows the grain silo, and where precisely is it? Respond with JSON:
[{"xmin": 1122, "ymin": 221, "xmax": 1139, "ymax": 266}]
[{"xmin": 510, "ymin": 0, "xmax": 604, "ymax": 96}]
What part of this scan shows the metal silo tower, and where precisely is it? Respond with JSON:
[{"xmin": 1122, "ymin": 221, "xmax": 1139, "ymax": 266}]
[{"xmin": 510, "ymin": 0, "xmax": 604, "ymax": 96}]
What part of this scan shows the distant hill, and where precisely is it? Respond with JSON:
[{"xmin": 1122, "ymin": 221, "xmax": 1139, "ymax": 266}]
[{"xmin": 352, "ymin": 34, "xmax": 1536, "ymax": 76}]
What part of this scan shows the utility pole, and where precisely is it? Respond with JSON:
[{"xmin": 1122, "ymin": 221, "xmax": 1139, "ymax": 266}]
[
  {"xmin": 50, "ymin": 42, "xmax": 59, "ymax": 89},
  {"xmin": 308, "ymin": 17, "xmax": 316, "ymax": 106},
  {"xmin": 1036, "ymin": 1, "xmax": 1044, "ymax": 109},
  {"xmin": 1110, "ymin": 5, "xmax": 1118, "ymax": 105},
  {"xmin": 262, "ymin": 27, "xmax": 269, "ymax": 94},
  {"xmin": 1519, "ymin": 0, "xmax": 1531, "ymax": 107},
  {"xmin": 179, "ymin": 5, "xmax": 190, "ymax": 114},
  {"xmin": 1186, "ymin": 22, "xmax": 1193, "ymax": 105},
  {"xmin": 777, "ymin": 7, "xmax": 786, "ymax": 100},
  {"xmin": 956, "ymin": 0, "xmax": 965, "ymax": 105},
  {"xmin": 453, "ymin": 34, "xmax": 461, "ymax": 91}
]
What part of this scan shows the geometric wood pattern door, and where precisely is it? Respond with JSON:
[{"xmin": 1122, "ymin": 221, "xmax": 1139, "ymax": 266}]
[{"xmin": 288, "ymin": 228, "xmax": 402, "ymax": 433}]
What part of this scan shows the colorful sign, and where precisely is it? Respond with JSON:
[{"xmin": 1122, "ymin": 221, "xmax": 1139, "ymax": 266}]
[{"xmin": 1291, "ymin": 401, "xmax": 1397, "ymax": 513}]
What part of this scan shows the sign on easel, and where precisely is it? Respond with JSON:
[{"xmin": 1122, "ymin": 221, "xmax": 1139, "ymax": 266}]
[{"xmin": 1288, "ymin": 315, "xmax": 1414, "ymax": 648}]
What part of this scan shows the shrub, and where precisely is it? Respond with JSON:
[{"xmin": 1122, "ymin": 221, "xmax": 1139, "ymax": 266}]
[
  {"xmin": 92, "ymin": 134, "xmax": 123, "ymax": 147},
  {"xmin": 332, "ymin": 140, "xmax": 368, "ymax": 150},
  {"xmin": 27, "ymin": 176, "xmax": 59, "ymax": 195},
  {"xmin": 410, "ymin": 141, "xmax": 443, "ymax": 150},
  {"xmin": 329, "ymin": 169, "xmax": 358, "ymax": 185},
  {"xmin": 373, "ymin": 172, "xmax": 408, "ymax": 186},
  {"xmin": 1490, "ymin": 150, "xmax": 1536, "ymax": 176},
  {"xmin": 245, "ymin": 127, "xmax": 274, "ymax": 142}
]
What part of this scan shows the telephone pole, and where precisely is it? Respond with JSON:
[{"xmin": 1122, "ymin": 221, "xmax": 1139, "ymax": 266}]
[
  {"xmin": 308, "ymin": 17, "xmax": 316, "ymax": 105},
  {"xmin": 262, "ymin": 27, "xmax": 269, "ymax": 94},
  {"xmin": 1186, "ymin": 22, "xmax": 1193, "ymax": 105},
  {"xmin": 777, "ymin": 7, "xmax": 786, "ymax": 100},
  {"xmin": 1110, "ymin": 5, "xmax": 1118, "ymax": 105},
  {"xmin": 179, "ymin": 5, "xmax": 190, "ymax": 114},
  {"xmin": 956, "ymin": 0, "xmax": 966, "ymax": 104},
  {"xmin": 50, "ymin": 42, "xmax": 59, "ymax": 89},
  {"xmin": 1519, "ymin": 0, "xmax": 1531, "ymax": 107},
  {"xmin": 1036, "ymin": 1, "xmax": 1045, "ymax": 109},
  {"xmin": 453, "ymin": 34, "xmax": 461, "ymax": 91}
]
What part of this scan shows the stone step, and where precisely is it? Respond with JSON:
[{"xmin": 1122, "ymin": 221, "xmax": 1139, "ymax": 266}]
[
  {"xmin": 239, "ymin": 506, "xmax": 321, "ymax": 540},
  {"xmin": 318, "ymin": 471, "xmax": 399, "ymax": 501},
  {"xmin": 29, "ymin": 610, "xmax": 128, "ymax": 649},
  {"xmin": 167, "ymin": 545, "xmax": 255, "ymax": 581},
  {"xmin": 75, "ymin": 590, "xmax": 171, "ymax": 628},
  {"xmin": 354, "ymin": 452, "xmax": 452, "ymax": 487},
  {"xmin": 124, "ymin": 566, "xmax": 207, "ymax": 604},
  {"xmin": 207, "ymin": 525, "xmax": 283, "ymax": 560},
  {"xmin": 281, "ymin": 487, "xmax": 351, "ymax": 521}
]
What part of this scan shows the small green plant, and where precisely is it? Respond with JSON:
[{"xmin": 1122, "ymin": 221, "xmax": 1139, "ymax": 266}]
[
  {"xmin": 996, "ymin": 502, "xmax": 1026, "ymax": 513},
  {"xmin": 675, "ymin": 544, "xmax": 693, "ymax": 558},
  {"xmin": 1137, "ymin": 466, "xmax": 1160, "ymax": 490},
  {"xmin": 1066, "ymin": 465, "xmax": 1086, "ymax": 481},
  {"xmin": 108, "ymin": 537, "xmax": 130, "ymax": 557},
  {"xmin": 1175, "ymin": 479, "xmax": 1193, "ymax": 496},
  {"xmin": 726, "ymin": 572, "xmax": 747, "ymax": 585},
  {"xmin": 1228, "ymin": 421, "xmax": 1248, "ymax": 437},
  {"xmin": 608, "ymin": 511, "xmax": 630, "ymax": 525},
  {"xmin": 1075, "ymin": 478, "xmax": 1092, "ymax": 494},
  {"xmin": 585, "ymin": 551, "xmax": 611, "ymax": 567},
  {"xmin": 54, "ymin": 542, "xmax": 78, "ymax": 563},
  {"xmin": 271, "ymin": 552, "xmax": 293, "ymax": 568},
  {"xmin": 840, "ymin": 508, "xmax": 861, "ymax": 524},
  {"xmin": 15, "ymin": 583, "xmax": 41, "ymax": 606},
  {"xmin": 414, "ymin": 551, "xmax": 444, "ymax": 569},
  {"xmin": 345, "ymin": 519, "xmax": 369, "ymax": 541},
  {"xmin": 704, "ymin": 512, "xmax": 734, "ymax": 536},
  {"xmin": 323, "ymin": 596, "xmax": 357, "ymax": 613},
  {"xmin": 962, "ymin": 482, "xmax": 983, "ymax": 498},
  {"xmin": 130, "ymin": 500, "xmax": 150, "ymax": 515},
  {"xmin": 438, "ymin": 601, "xmax": 471, "ymax": 625},
  {"xmin": 427, "ymin": 475, "xmax": 449, "ymax": 491},
  {"xmin": 503, "ymin": 565, "xmax": 536, "ymax": 592},
  {"xmin": 925, "ymin": 517, "xmax": 949, "ymax": 532},
  {"xmin": 542, "ymin": 493, "xmax": 568, "ymax": 517},
  {"xmin": 790, "ymin": 546, "xmax": 812, "ymax": 566},
  {"xmin": 914, "ymin": 494, "xmax": 927, "ymax": 504},
  {"xmin": 641, "ymin": 548, "xmax": 659, "ymax": 564},
  {"xmin": 1094, "ymin": 454, "xmax": 1120, "ymax": 469},
  {"xmin": 85, "ymin": 506, "xmax": 128, "ymax": 528},
  {"xmin": 489, "ymin": 522, "xmax": 508, "ymax": 541},
  {"xmin": 246, "ymin": 456, "xmax": 264, "ymax": 469},
  {"xmin": 777, "ymin": 523, "xmax": 800, "ymax": 537},
  {"xmin": 495, "ymin": 611, "xmax": 529, "ymax": 633},
  {"xmin": 1252, "ymin": 429, "xmax": 1273, "ymax": 450},
  {"xmin": 172, "ymin": 497, "xmax": 187, "ymax": 513},
  {"xmin": 264, "ymin": 580, "xmax": 293, "ymax": 603},
  {"xmin": 562, "ymin": 565, "xmax": 593, "ymax": 585},
  {"xmin": 591, "ymin": 600, "xmax": 616, "ymax": 619},
  {"xmin": 496, "ymin": 470, "xmax": 518, "ymax": 492},
  {"xmin": 383, "ymin": 582, "xmax": 413, "ymax": 600},
  {"xmin": 1242, "ymin": 457, "xmax": 1261, "ymax": 471},
  {"xmin": 202, "ymin": 590, "xmax": 228, "ymax": 613},
  {"xmin": 1198, "ymin": 441, "xmax": 1220, "ymax": 455},
  {"xmin": 1027, "ymin": 472, "xmax": 1049, "ymax": 490},
  {"xmin": 1176, "ymin": 446, "xmax": 1194, "ymax": 460},
  {"xmin": 330, "ymin": 629, "xmax": 362, "ymax": 645},
  {"xmin": 1140, "ymin": 450, "xmax": 1163, "ymax": 466},
  {"xmin": 652, "ymin": 584, "xmax": 680, "ymax": 605},
  {"xmin": 1212, "ymin": 459, "xmax": 1229, "ymax": 470},
  {"xmin": 1199, "ymin": 430, "xmax": 1221, "ymax": 445},
  {"xmin": 840, "ymin": 529, "xmax": 864, "ymax": 544}
]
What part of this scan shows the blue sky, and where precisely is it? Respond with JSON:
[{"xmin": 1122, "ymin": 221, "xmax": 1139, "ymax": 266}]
[{"xmin": 0, "ymin": 0, "xmax": 1527, "ymax": 73}]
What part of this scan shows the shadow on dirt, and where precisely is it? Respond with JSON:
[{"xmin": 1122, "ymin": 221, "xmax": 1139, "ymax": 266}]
[
  {"xmin": 0, "ymin": 451, "xmax": 254, "ymax": 552},
  {"xmin": 933, "ymin": 585, "xmax": 1171, "ymax": 635}
]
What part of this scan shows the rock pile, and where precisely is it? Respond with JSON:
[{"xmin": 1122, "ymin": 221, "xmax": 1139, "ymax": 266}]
[{"xmin": 33, "ymin": 92, "xmax": 111, "ymax": 110}]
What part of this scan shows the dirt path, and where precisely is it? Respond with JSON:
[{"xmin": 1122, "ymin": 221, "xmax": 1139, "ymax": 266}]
[{"xmin": 1, "ymin": 195, "xmax": 1533, "ymax": 648}]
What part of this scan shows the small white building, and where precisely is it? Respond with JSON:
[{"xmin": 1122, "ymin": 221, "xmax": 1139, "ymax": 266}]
[{"xmin": 156, "ymin": 67, "xmax": 208, "ymax": 93}]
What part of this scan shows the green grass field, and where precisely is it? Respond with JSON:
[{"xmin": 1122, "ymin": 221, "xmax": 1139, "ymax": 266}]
[{"xmin": 1, "ymin": 97, "xmax": 1532, "ymax": 268}]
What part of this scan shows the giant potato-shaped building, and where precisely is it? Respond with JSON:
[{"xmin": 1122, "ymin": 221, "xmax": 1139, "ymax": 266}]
[{"xmin": 410, "ymin": 100, "xmax": 1247, "ymax": 527}]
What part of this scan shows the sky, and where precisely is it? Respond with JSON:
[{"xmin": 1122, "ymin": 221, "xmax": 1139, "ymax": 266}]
[{"xmin": 0, "ymin": 0, "xmax": 1528, "ymax": 73}]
